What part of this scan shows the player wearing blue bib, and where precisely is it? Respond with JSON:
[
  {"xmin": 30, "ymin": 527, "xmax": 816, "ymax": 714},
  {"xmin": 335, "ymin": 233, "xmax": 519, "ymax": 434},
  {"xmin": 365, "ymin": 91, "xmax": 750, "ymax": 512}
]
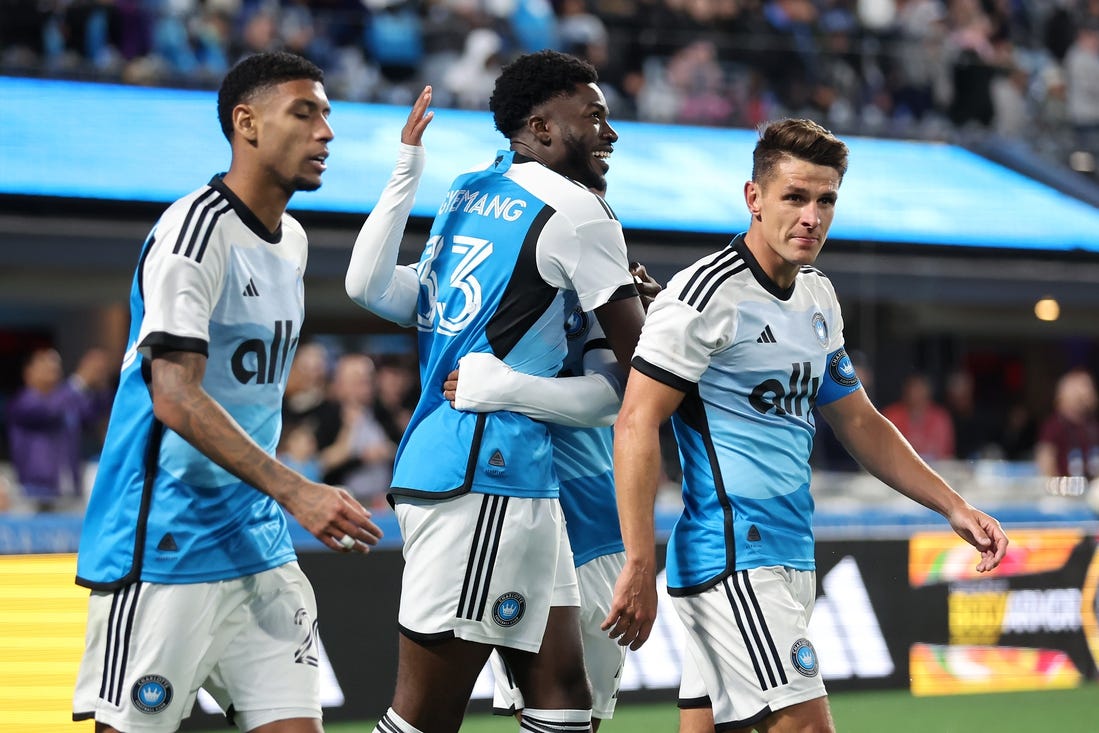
[
  {"xmin": 603, "ymin": 119, "xmax": 1010, "ymax": 733},
  {"xmin": 72, "ymin": 52, "xmax": 382, "ymax": 733},
  {"xmin": 345, "ymin": 54, "xmax": 645, "ymax": 733}
]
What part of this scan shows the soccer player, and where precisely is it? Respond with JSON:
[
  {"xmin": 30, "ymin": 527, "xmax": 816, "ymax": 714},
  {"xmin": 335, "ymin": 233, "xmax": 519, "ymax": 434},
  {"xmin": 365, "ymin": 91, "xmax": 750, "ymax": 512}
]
[
  {"xmin": 445, "ymin": 189, "xmax": 659, "ymax": 732},
  {"xmin": 345, "ymin": 51, "xmax": 645, "ymax": 733},
  {"xmin": 72, "ymin": 51, "xmax": 383, "ymax": 733},
  {"xmin": 451, "ymin": 289, "xmax": 648, "ymax": 731},
  {"xmin": 602, "ymin": 118, "xmax": 1010, "ymax": 733}
]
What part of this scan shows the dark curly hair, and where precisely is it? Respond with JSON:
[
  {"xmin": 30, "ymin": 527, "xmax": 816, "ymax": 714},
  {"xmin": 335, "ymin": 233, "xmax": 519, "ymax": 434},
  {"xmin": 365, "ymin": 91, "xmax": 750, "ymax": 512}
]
[
  {"xmin": 752, "ymin": 119, "xmax": 849, "ymax": 184},
  {"xmin": 217, "ymin": 51, "xmax": 324, "ymax": 141},
  {"xmin": 489, "ymin": 50, "xmax": 599, "ymax": 138}
]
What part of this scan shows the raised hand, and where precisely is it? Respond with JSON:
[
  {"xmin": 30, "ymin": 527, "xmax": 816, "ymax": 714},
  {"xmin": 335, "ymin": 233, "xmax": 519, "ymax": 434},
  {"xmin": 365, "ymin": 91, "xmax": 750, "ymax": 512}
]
[{"xmin": 402, "ymin": 85, "xmax": 434, "ymax": 146}]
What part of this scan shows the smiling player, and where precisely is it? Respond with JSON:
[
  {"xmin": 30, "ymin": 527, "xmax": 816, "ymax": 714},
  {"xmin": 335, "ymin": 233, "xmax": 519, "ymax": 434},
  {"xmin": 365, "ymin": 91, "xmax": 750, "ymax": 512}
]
[{"xmin": 345, "ymin": 53, "xmax": 645, "ymax": 733}]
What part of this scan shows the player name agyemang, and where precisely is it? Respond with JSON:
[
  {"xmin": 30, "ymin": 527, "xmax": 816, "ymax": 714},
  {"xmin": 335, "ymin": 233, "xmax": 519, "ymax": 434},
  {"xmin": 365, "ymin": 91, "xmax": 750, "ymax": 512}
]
[{"xmin": 437, "ymin": 189, "xmax": 527, "ymax": 221}]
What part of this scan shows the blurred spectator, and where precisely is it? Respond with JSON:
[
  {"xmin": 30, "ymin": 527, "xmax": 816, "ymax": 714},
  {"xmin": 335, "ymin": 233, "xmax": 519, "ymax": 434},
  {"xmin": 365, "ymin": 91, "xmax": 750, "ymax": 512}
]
[
  {"xmin": 1035, "ymin": 368, "xmax": 1099, "ymax": 479},
  {"xmin": 442, "ymin": 27, "xmax": 503, "ymax": 110},
  {"xmin": 283, "ymin": 341, "xmax": 342, "ymax": 455},
  {"xmin": 944, "ymin": 368, "xmax": 994, "ymax": 460},
  {"xmin": 945, "ymin": 2, "xmax": 999, "ymax": 129},
  {"xmin": 1064, "ymin": 20, "xmax": 1099, "ymax": 153},
  {"xmin": 665, "ymin": 39, "xmax": 734, "ymax": 125},
  {"xmin": 0, "ymin": 473, "xmax": 11, "ymax": 513},
  {"xmin": 882, "ymin": 372, "xmax": 955, "ymax": 461},
  {"xmin": 509, "ymin": 0, "xmax": 560, "ymax": 54},
  {"xmin": 990, "ymin": 61, "xmax": 1030, "ymax": 138},
  {"xmin": 6, "ymin": 347, "xmax": 113, "ymax": 511},
  {"xmin": 890, "ymin": 0, "xmax": 949, "ymax": 124},
  {"xmin": 557, "ymin": 0, "xmax": 604, "ymax": 56},
  {"xmin": 277, "ymin": 417, "xmax": 324, "ymax": 482},
  {"xmin": 364, "ymin": 0, "xmax": 424, "ymax": 83},
  {"xmin": 1044, "ymin": 0, "xmax": 1077, "ymax": 63},
  {"xmin": 997, "ymin": 401, "xmax": 1038, "ymax": 461},
  {"xmin": 373, "ymin": 354, "xmax": 417, "ymax": 444},
  {"xmin": 325, "ymin": 353, "xmax": 396, "ymax": 507}
]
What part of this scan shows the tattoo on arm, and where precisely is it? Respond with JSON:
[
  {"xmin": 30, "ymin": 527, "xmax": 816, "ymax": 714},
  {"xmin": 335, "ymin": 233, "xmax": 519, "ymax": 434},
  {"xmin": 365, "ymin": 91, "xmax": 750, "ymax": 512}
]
[{"xmin": 152, "ymin": 351, "xmax": 293, "ymax": 502}]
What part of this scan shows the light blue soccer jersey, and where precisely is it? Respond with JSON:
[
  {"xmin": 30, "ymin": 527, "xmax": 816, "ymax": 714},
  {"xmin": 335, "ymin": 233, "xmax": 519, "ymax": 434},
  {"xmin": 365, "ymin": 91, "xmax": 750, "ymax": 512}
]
[
  {"xmin": 391, "ymin": 151, "xmax": 635, "ymax": 500},
  {"xmin": 552, "ymin": 294, "xmax": 624, "ymax": 567},
  {"xmin": 76, "ymin": 176, "xmax": 303, "ymax": 589},
  {"xmin": 631, "ymin": 235, "xmax": 861, "ymax": 595}
]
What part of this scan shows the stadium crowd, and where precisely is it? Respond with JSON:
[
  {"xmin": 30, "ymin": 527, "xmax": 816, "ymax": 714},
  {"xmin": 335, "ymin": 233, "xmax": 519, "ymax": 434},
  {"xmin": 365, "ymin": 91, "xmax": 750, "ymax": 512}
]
[
  {"xmin": 7, "ymin": 336, "xmax": 1097, "ymax": 514},
  {"xmin": 2, "ymin": 0, "xmax": 1099, "ymax": 176}
]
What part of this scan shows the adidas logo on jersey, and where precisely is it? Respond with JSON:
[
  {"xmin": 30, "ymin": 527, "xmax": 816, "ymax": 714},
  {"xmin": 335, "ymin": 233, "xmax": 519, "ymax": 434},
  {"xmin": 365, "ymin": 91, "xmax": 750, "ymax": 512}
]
[
  {"xmin": 756, "ymin": 325, "xmax": 777, "ymax": 343},
  {"xmin": 486, "ymin": 449, "xmax": 507, "ymax": 477},
  {"xmin": 242, "ymin": 277, "xmax": 260, "ymax": 297}
]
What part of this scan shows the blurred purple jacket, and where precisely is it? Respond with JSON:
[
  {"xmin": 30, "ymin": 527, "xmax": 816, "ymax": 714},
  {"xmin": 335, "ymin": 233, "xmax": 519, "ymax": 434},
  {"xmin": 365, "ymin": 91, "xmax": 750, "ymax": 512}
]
[{"xmin": 6, "ymin": 379, "xmax": 110, "ymax": 501}]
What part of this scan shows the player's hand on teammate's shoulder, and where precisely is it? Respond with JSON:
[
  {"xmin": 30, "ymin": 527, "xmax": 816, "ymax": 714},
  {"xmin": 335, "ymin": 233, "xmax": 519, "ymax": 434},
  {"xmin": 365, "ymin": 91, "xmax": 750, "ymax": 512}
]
[
  {"xmin": 401, "ymin": 85, "xmax": 434, "ymax": 147},
  {"xmin": 948, "ymin": 504, "xmax": 1009, "ymax": 573},
  {"xmin": 282, "ymin": 477, "xmax": 383, "ymax": 554},
  {"xmin": 630, "ymin": 261, "xmax": 662, "ymax": 311}
]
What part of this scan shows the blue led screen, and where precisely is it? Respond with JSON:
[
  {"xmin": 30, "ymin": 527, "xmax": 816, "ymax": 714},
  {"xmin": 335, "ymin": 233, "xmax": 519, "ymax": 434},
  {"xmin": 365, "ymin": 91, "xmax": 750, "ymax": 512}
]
[{"xmin": 3, "ymin": 76, "xmax": 1098, "ymax": 251}]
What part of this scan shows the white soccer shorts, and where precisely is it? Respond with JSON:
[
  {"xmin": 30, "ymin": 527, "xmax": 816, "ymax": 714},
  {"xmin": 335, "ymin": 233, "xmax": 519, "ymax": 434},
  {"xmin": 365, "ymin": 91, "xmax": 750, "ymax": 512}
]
[
  {"xmin": 395, "ymin": 492, "xmax": 580, "ymax": 653},
  {"xmin": 491, "ymin": 551, "xmax": 627, "ymax": 719},
  {"xmin": 672, "ymin": 566, "xmax": 825, "ymax": 729},
  {"xmin": 73, "ymin": 562, "xmax": 322, "ymax": 733}
]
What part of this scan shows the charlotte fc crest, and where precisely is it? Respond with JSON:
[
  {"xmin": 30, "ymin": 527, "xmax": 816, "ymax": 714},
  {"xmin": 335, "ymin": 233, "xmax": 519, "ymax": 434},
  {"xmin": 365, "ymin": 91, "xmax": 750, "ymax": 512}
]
[
  {"xmin": 131, "ymin": 674, "xmax": 173, "ymax": 714},
  {"xmin": 492, "ymin": 592, "xmax": 526, "ymax": 627}
]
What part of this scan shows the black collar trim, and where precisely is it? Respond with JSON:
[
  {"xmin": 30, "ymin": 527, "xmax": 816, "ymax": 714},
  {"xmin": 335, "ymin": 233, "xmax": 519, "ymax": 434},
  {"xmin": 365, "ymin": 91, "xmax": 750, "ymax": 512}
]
[
  {"xmin": 208, "ymin": 174, "xmax": 282, "ymax": 244},
  {"xmin": 731, "ymin": 234, "xmax": 796, "ymax": 301}
]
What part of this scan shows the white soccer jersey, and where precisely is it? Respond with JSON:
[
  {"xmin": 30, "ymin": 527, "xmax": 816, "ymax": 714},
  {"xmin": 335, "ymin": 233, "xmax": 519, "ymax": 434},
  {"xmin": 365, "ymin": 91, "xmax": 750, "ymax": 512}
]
[
  {"xmin": 632, "ymin": 235, "xmax": 861, "ymax": 594},
  {"xmin": 77, "ymin": 175, "xmax": 306, "ymax": 588}
]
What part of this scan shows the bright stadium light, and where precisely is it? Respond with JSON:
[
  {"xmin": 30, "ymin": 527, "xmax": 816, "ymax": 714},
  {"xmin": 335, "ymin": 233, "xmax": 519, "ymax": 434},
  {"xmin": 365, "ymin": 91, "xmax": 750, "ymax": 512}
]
[{"xmin": 1034, "ymin": 297, "xmax": 1060, "ymax": 322}]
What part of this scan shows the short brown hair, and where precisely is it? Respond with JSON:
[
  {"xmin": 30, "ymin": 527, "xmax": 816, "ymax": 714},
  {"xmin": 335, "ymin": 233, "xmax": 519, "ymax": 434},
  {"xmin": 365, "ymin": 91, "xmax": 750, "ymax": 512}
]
[{"xmin": 752, "ymin": 119, "xmax": 849, "ymax": 184}]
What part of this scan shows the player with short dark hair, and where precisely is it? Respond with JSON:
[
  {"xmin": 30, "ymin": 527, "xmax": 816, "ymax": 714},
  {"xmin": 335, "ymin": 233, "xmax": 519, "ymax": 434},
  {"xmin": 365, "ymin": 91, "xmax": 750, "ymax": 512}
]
[
  {"xmin": 603, "ymin": 118, "xmax": 1009, "ymax": 733},
  {"xmin": 345, "ymin": 50, "xmax": 645, "ymax": 733},
  {"xmin": 72, "ymin": 50, "xmax": 382, "ymax": 733}
]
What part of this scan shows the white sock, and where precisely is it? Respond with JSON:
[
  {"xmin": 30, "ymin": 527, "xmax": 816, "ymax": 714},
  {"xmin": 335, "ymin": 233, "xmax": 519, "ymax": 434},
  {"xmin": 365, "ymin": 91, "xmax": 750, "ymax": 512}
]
[
  {"xmin": 373, "ymin": 707, "xmax": 425, "ymax": 733},
  {"xmin": 520, "ymin": 707, "xmax": 592, "ymax": 732}
]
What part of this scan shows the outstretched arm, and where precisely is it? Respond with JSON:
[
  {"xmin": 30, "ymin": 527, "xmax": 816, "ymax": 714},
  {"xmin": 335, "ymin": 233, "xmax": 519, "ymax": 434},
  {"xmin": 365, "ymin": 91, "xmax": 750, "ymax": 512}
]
[
  {"xmin": 820, "ymin": 388, "xmax": 1009, "ymax": 572},
  {"xmin": 150, "ymin": 350, "xmax": 382, "ymax": 553},
  {"xmin": 345, "ymin": 86, "xmax": 434, "ymax": 325}
]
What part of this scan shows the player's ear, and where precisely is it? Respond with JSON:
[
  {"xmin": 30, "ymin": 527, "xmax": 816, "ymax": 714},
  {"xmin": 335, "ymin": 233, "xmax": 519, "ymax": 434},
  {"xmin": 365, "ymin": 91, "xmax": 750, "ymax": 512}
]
[
  {"xmin": 745, "ymin": 180, "xmax": 762, "ymax": 219},
  {"xmin": 526, "ymin": 113, "xmax": 552, "ymax": 147},
  {"xmin": 233, "ymin": 103, "xmax": 259, "ymax": 144}
]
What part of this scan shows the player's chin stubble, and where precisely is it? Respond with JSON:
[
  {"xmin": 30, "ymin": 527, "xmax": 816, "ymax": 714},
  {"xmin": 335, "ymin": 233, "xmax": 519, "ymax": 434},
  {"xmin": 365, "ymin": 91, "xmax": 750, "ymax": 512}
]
[{"xmin": 292, "ymin": 175, "xmax": 322, "ymax": 193}]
